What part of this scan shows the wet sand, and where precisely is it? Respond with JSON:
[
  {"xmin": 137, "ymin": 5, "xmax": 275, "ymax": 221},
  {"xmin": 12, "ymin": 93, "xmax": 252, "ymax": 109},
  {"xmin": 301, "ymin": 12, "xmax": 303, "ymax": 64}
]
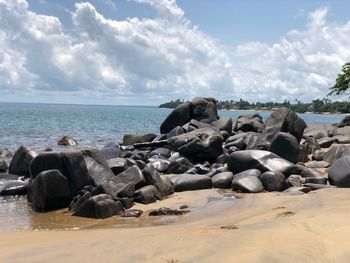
[{"xmin": 2, "ymin": 188, "xmax": 350, "ymax": 263}]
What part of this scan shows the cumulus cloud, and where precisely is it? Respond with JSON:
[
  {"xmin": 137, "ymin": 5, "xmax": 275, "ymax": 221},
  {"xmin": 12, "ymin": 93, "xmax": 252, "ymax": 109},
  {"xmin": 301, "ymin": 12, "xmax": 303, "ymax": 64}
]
[
  {"xmin": 232, "ymin": 7, "xmax": 350, "ymax": 102},
  {"xmin": 0, "ymin": 1, "xmax": 349, "ymax": 104}
]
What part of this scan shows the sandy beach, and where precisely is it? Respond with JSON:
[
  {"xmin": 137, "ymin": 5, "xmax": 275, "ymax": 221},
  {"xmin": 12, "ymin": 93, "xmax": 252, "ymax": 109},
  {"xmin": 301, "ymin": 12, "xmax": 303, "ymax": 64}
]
[{"xmin": 2, "ymin": 188, "xmax": 350, "ymax": 263}]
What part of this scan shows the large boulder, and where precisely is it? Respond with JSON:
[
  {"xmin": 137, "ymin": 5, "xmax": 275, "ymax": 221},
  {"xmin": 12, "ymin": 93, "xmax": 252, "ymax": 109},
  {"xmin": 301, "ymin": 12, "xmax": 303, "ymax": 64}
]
[
  {"xmin": 9, "ymin": 145, "xmax": 38, "ymax": 177},
  {"xmin": 134, "ymin": 185, "xmax": 162, "ymax": 204},
  {"xmin": 262, "ymin": 107, "xmax": 306, "ymax": 143},
  {"xmin": 328, "ymin": 156, "xmax": 350, "ymax": 187},
  {"xmin": 167, "ymin": 157, "xmax": 193, "ymax": 174},
  {"xmin": 236, "ymin": 114, "xmax": 263, "ymax": 132},
  {"xmin": 210, "ymin": 117, "xmax": 233, "ymax": 135},
  {"xmin": 71, "ymin": 194, "xmax": 124, "ymax": 219},
  {"xmin": 30, "ymin": 169, "xmax": 71, "ymax": 211},
  {"xmin": 142, "ymin": 163, "xmax": 174, "ymax": 197},
  {"xmin": 160, "ymin": 102, "xmax": 192, "ymax": 134},
  {"xmin": 260, "ymin": 171, "xmax": 287, "ymax": 192},
  {"xmin": 268, "ymin": 132, "xmax": 299, "ymax": 163},
  {"xmin": 231, "ymin": 169, "xmax": 264, "ymax": 193},
  {"xmin": 172, "ymin": 174, "xmax": 212, "ymax": 192},
  {"xmin": 114, "ymin": 165, "xmax": 146, "ymax": 189},
  {"xmin": 106, "ymin": 157, "xmax": 128, "ymax": 175},
  {"xmin": 168, "ymin": 128, "xmax": 223, "ymax": 162},
  {"xmin": 212, "ymin": 172, "xmax": 234, "ymax": 189},
  {"xmin": 122, "ymin": 133, "xmax": 157, "ymax": 146},
  {"xmin": 190, "ymin": 97, "xmax": 219, "ymax": 123},
  {"xmin": 228, "ymin": 150, "xmax": 296, "ymax": 175},
  {"xmin": 0, "ymin": 159, "xmax": 8, "ymax": 172}
]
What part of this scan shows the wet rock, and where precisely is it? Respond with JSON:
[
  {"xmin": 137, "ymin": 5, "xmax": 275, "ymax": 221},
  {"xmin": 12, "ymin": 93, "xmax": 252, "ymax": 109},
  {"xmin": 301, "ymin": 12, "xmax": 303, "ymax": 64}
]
[
  {"xmin": 0, "ymin": 180, "xmax": 28, "ymax": 196},
  {"xmin": 134, "ymin": 185, "xmax": 162, "ymax": 204},
  {"xmin": 228, "ymin": 150, "xmax": 296, "ymax": 175},
  {"xmin": 114, "ymin": 165, "xmax": 146, "ymax": 189},
  {"xmin": 94, "ymin": 180, "xmax": 135, "ymax": 200},
  {"xmin": 262, "ymin": 107, "xmax": 306, "ymax": 143},
  {"xmin": 122, "ymin": 133, "xmax": 157, "ymax": 146},
  {"xmin": 149, "ymin": 207, "xmax": 190, "ymax": 216},
  {"xmin": 120, "ymin": 209, "xmax": 143, "ymax": 218},
  {"xmin": 168, "ymin": 128, "xmax": 223, "ymax": 162},
  {"xmin": 173, "ymin": 174, "xmax": 212, "ymax": 192},
  {"xmin": 58, "ymin": 136, "xmax": 78, "ymax": 146},
  {"xmin": 142, "ymin": 163, "xmax": 174, "ymax": 197},
  {"xmin": 186, "ymin": 119, "xmax": 213, "ymax": 133},
  {"xmin": 268, "ymin": 132, "xmax": 299, "ymax": 163},
  {"xmin": 167, "ymin": 157, "xmax": 193, "ymax": 174},
  {"xmin": 328, "ymin": 156, "xmax": 350, "ymax": 187},
  {"xmin": 260, "ymin": 171, "xmax": 287, "ymax": 192},
  {"xmin": 72, "ymin": 194, "xmax": 124, "ymax": 219},
  {"xmin": 9, "ymin": 145, "xmax": 38, "ymax": 177},
  {"xmin": 212, "ymin": 172, "xmax": 234, "ymax": 189},
  {"xmin": 225, "ymin": 137, "xmax": 245, "ymax": 150},
  {"xmin": 160, "ymin": 102, "xmax": 192, "ymax": 134},
  {"xmin": 106, "ymin": 157, "xmax": 128, "ymax": 175},
  {"xmin": 231, "ymin": 169, "xmax": 263, "ymax": 193},
  {"xmin": 30, "ymin": 169, "xmax": 71, "ymax": 211}
]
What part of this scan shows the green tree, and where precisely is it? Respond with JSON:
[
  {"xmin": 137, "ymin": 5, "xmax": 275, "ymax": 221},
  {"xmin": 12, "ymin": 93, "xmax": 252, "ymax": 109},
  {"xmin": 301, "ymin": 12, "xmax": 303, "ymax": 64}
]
[{"xmin": 329, "ymin": 62, "xmax": 350, "ymax": 96}]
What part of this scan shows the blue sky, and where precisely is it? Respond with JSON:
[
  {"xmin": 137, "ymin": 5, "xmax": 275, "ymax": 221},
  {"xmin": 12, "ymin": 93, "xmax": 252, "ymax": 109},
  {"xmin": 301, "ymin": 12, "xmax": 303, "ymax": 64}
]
[{"xmin": 1, "ymin": 0, "xmax": 350, "ymax": 105}]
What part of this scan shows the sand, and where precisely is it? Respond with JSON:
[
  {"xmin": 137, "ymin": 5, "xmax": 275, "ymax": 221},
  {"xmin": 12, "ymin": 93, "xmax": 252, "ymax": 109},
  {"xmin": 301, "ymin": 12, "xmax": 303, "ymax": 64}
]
[{"xmin": 2, "ymin": 188, "xmax": 350, "ymax": 263}]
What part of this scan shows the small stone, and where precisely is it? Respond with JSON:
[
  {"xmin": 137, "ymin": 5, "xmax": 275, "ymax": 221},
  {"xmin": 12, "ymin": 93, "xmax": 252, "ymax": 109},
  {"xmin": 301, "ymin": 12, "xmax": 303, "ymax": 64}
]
[
  {"xmin": 149, "ymin": 207, "xmax": 190, "ymax": 216},
  {"xmin": 120, "ymin": 209, "xmax": 143, "ymax": 218}
]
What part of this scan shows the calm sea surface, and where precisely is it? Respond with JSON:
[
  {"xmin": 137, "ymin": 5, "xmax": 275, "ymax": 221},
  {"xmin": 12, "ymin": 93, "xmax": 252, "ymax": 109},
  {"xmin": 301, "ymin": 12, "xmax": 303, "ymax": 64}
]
[{"xmin": 0, "ymin": 102, "xmax": 345, "ymax": 152}]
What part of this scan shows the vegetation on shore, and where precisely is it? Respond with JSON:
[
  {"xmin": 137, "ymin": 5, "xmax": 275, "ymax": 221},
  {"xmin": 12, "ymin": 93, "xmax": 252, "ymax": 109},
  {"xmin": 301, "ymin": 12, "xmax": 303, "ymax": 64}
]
[{"xmin": 159, "ymin": 98, "xmax": 350, "ymax": 113}]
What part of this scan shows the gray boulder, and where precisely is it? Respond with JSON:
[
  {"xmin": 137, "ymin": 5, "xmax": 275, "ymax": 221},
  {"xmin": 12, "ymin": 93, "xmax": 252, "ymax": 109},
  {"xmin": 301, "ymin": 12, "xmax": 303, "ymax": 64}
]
[
  {"xmin": 328, "ymin": 156, "xmax": 350, "ymax": 187},
  {"xmin": 134, "ymin": 185, "xmax": 162, "ymax": 204},
  {"xmin": 142, "ymin": 163, "xmax": 174, "ymax": 197},
  {"xmin": 231, "ymin": 169, "xmax": 264, "ymax": 193},
  {"xmin": 212, "ymin": 172, "xmax": 233, "ymax": 189},
  {"xmin": 173, "ymin": 174, "xmax": 212, "ymax": 192},
  {"xmin": 268, "ymin": 132, "xmax": 299, "ymax": 163},
  {"xmin": 123, "ymin": 133, "xmax": 157, "ymax": 146},
  {"xmin": 160, "ymin": 102, "xmax": 192, "ymax": 134},
  {"xmin": 114, "ymin": 165, "xmax": 146, "ymax": 189},
  {"xmin": 260, "ymin": 171, "xmax": 287, "ymax": 192},
  {"xmin": 9, "ymin": 145, "xmax": 38, "ymax": 177}
]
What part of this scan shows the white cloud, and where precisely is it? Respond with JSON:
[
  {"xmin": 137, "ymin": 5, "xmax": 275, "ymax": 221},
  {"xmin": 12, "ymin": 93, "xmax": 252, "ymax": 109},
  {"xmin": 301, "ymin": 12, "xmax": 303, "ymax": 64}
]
[
  {"xmin": 232, "ymin": 7, "xmax": 350, "ymax": 102},
  {"xmin": 0, "ymin": 1, "xmax": 349, "ymax": 104}
]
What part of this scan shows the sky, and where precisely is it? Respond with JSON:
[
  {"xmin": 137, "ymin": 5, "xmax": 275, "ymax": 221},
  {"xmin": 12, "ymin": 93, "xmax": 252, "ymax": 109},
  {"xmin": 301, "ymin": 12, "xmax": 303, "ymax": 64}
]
[{"xmin": 1, "ymin": 0, "xmax": 350, "ymax": 105}]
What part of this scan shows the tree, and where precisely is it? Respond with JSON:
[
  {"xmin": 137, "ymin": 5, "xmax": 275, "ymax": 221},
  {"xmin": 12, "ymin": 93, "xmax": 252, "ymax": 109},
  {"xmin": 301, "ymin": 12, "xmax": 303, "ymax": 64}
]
[{"xmin": 329, "ymin": 62, "xmax": 350, "ymax": 96}]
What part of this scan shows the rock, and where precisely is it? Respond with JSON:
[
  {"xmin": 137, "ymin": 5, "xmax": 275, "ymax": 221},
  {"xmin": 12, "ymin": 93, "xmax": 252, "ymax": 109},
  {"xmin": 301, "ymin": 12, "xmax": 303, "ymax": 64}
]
[
  {"xmin": 72, "ymin": 194, "xmax": 124, "ymax": 219},
  {"xmin": 260, "ymin": 171, "xmax": 287, "ymax": 191},
  {"xmin": 116, "ymin": 197, "xmax": 134, "ymax": 209},
  {"xmin": 0, "ymin": 173, "xmax": 22, "ymax": 180},
  {"xmin": 284, "ymin": 186, "xmax": 311, "ymax": 195},
  {"xmin": 306, "ymin": 161, "xmax": 329, "ymax": 168},
  {"xmin": 236, "ymin": 114, "xmax": 263, "ymax": 132},
  {"xmin": 300, "ymin": 168, "xmax": 324, "ymax": 178},
  {"xmin": 212, "ymin": 172, "xmax": 234, "ymax": 189},
  {"xmin": 149, "ymin": 148, "xmax": 171, "ymax": 159},
  {"xmin": 263, "ymin": 107, "xmax": 306, "ymax": 143},
  {"xmin": 29, "ymin": 152, "xmax": 64, "ymax": 179},
  {"xmin": 167, "ymin": 157, "xmax": 193, "ymax": 174},
  {"xmin": 58, "ymin": 136, "xmax": 78, "ymax": 146},
  {"xmin": 322, "ymin": 145, "xmax": 350, "ymax": 165},
  {"xmin": 186, "ymin": 119, "xmax": 213, "ymax": 133},
  {"xmin": 114, "ymin": 165, "xmax": 146, "ymax": 189},
  {"xmin": 173, "ymin": 174, "xmax": 212, "ymax": 192},
  {"xmin": 317, "ymin": 137, "xmax": 338, "ymax": 148},
  {"xmin": 149, "ymin": 207, "xmax": 190, "ymax": 216},
  {"xmin": 191, "ymin": 97, "xmax": 219, "ymax": 123},
  {"xmin": 268, "ymin": 132, "xmax": 299, "ymax": 163},
  {"xmin": 328, "ymin": 156, "xmax": 350, "ymax": 187},
  {"xmin": 30, "ymin": 169, "xmax": 71, "ymax": 211},
  {"xmin": 333, "ymin": 126, "xmax": 350, "ymax": 136},
  {"xmin": 231, "ymin": 169, "xmax": 264, "ymax": 193},
  {"xmin": 0, "ymin": 148, "xmax": 12, "ymax": 158},
  {"xmin": 332, "ymin": 135, "xmax": 350, "ymax": 144},
  {"xmin": 228, "ymin": 150, "xmax": 297, "ymax": 175},
  {"xmin": 0, "ymin": 180, "xmax": 28, "ymax": 196},
  {"xmin": 168, "ymin": 128, "xmax": 223, "ymax": 162},
  {"xmin": 134, "ymin": 185, "xmax": 162, "ymax": 204},
  {"xmin": 160, "ymin": 102, "xmax": 192, "ymax": 134},
  {"xmin": 303, "ymin": 183, "xmax": 337, "ymax": 190},
  {"xmin": 149, "ymin": 158, "xmax": 171, "ymax": 173},
  {"xmin": 167, "ymin": 126, "xmax": 186, "ymax": 139},
  {"xmin": 142, "ymin": 163, "xmax": 174, "ymax": 197},
  {"xmin": 106, "ymin": 158, "xmax": 128, "ymax": 175},
  {"xmin": 211, "ymin": 117, "xmax": 233, "ymax": 135},
  {"xmin": 304, "ymin": 177, "xmax": 327, "ymax": 184},
  {"xmin": 225, "ymin": 137, "xmax": 245, "ymax": 150},
  {"xmin": 94, "ymin": 180, "xmax": 135, "ymax": 200},
  {"xmin": 334, "ymin": 115, "xmax": 350, "ymax": 128},
  {"xmin": 122, "ymin": 133, "xmax": 157, "ymax": 146},
  {"xmin": 120, "ymin": 209, "xmax": 143, "ymax": 218},
  {"xmin": 9, "ymin": 145, "xmax": 38, "ymax": 177},
  {"xmin": 286, "ymin": 174, "xmax": 303, "ymax": 187},
  {"xmin": 0, "ymin": 159, "xmax": 8, "ymax": 172}
]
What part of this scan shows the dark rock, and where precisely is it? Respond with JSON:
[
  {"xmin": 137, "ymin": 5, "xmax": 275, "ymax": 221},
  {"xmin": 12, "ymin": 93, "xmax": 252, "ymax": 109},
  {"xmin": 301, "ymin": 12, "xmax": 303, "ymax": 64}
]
[
  {"xmin": 236, "ymin": 114, "xmax": 263, "ymax": 132},
  {"xmin": 72, "ymin": 194, "xmax": 124, "ymax": 219},
  {"xmin": 268, "ymin": 132, "xmax": 299, "ymax": 163},
  {"xmin": 168, "ymin": 128, "xmax": 223, "ymax": 162},
  {"xmin": 149, "ymin": 207, "xmax": 190, "ymax": 216},
  {"xmin": 58, "ymin": 136, "xmax": 78, "ymax": 146},
  {"xmin": 328, "ymin": 156, "xmax": 350, "ymax": 187},
  {"xmin": 123, "ymin": 133, "xmax": 157, "ymax": 146},
  {"xmin": 44, "ymin": 147, "xmax": 53, "ymax": 152},
  {"xmin": 114, "ymin": 165, "xmax": 145, "ymax": 189},
  {"xmin": 334, "ymin": 115, "xmax": 350, "ymax": 128},
  {"xmin": 244, "ymin": 133, "xmax": 268, "ymax": 150},
  {"xmin": 9, "ymin": 145, "xmax": 38, "ymax": 177},
  {"xmin": 216, "ymin": 153, "xmax": 229, "ymax": 164},
  {"xmin": 130, "ymin": 150, "xmax": 149, "ymax": 162},
  {"xmin": 263, "ymin": 107, "xmax": 306, "ymax": 142},
  {"xmin": 211, "ymin": 117, "xmax": 233, "ymax": 135},
  {"xmin": 228, "ymin": 150, "xmax": 297, "ymax": 175},
  {"xmin": 106, "ymin": 157, "xmax": 128, "ymax": 175},
  {"xmin": 120, "ymin": 209, "xmax": 143, "ymax": 218},
  {"xmin": 173, "ymin": 174, "xmax": 212, "ymax": 192},
  {"xmin": 303, "ymin": 183, "xmax": 337, "ymax": 190},
  {"xmin": 0, "ymin": 173, "xmax": 22, "ymax": 180},
  {"xmin": 225, "ymin": 137, "xmax": 245, "ymax": 150},
  {"xmin": 212, "ymin": 172, "xmax": 233, "ymax": 189},
  {"xmin": 30, "ymin": 169, "xmax": 71, "ymax": 211},
  {"xmin": 193, "ymin": 164, "xmax": 210, "ymax": 174},
  {"xmin": 303, "ymin": 129, "xmax": 328, "ymax": 139},
  {"xmin": 149, "ymin": 158, "xmax": 171, "ymax": 173},
  {"xmin": 167, "ymin": 157, "xmax": 193, "ymax": 174},
  {"xmin": 94, "ymin": 180, "xmax": 135, "ymax": 200},
  {"xmin": 0, "ymin": 159, "xmax": 8, "ymax": 172},
  {"xmin": 149, "ymin": 148, "xmax": 171, "ymax": 159},
  {"xmin": 317, "ymin": 137, "xmax": 338, "ymax": 148},
  {"xmin": 231, "ymin": 169, "xmax": 264, "ymax": 193},
  {"xmin": 286, "ymin": 174, "xmax": 303, "ymax": 187},
  {"xmin": 29, "ymin": 152, "xmax": 64, "ymax": 179},
  {"xmin": 186, "ymin": 119, "xmax": 213, "ymax": 133},
  {"xmin": 300, "ymin": 168, "xmax": 324, "ymax": 178},
  {"xmin": 226, "ymin": 133, "xmax": 248, "ymax": 143},
  {"xmin": 0, "ymin": 180, "xmax": 28, "ymax": 196},
  {"xmin": 134, "ymin": 185, "xmax": 162, "ymax": 204},
  {"xmin": 260, "ymin": 171, "xmax": 287, "ymax": 191},
  {"xmin": 115, "ymin": 197, "xmax": 134, "ymax": 209},
  {"xmin": 304, "ymin": 177, "xmax": 327, "ymax": 184},
  {"xmin": 0, "ymin": 148, "xmax": 12, "ymax": 158},
  {"xmin": 143, "ymin": 163, "xmax": 174, "ymax": 197},
  {"xmin": 306, "ymin": 161, "xmax": 329, "ymax": 168},
  {"xmin": 160, "ymin": 102, "xmax": 192, "ymax": 134},
  {"xmin": 191, "ymin": 97, "xmax": 219, "ymax": 123}
]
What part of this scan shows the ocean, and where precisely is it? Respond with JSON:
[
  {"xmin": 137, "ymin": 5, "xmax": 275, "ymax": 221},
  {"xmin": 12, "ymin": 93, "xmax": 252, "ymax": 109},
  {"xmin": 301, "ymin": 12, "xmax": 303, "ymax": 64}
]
[{"xmin": 0, "ymin": 102, "xmax": 345, "ymax": 153}]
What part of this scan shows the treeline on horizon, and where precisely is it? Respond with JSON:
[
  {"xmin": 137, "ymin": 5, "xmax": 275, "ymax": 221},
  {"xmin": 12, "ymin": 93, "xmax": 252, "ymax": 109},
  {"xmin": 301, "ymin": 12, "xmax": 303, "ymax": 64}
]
[{"xmin": 159, "ymin": 98, "xmax": 350, "ymax": 113}]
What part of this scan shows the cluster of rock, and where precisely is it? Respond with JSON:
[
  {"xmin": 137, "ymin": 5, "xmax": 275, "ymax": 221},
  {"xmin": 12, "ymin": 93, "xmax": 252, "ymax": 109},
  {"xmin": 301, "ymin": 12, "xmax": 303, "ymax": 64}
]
[{"xmin": 1, "ymin": 97, "xmax": 350, "ymax": 219}]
